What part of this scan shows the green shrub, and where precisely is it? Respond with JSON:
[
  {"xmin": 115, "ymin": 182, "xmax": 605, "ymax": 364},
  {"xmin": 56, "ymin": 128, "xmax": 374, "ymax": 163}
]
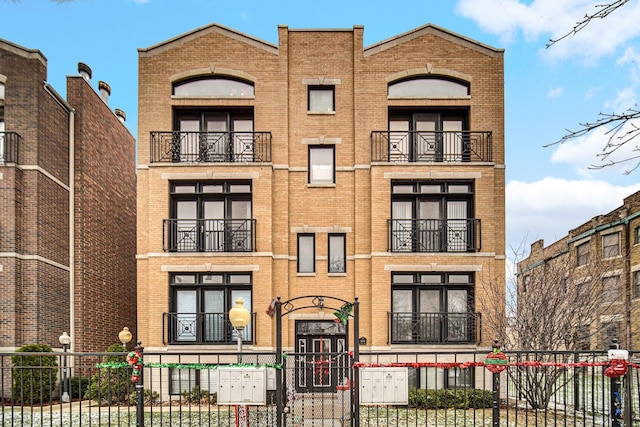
[
  {"xmin": 12, "ymin": 344, "xmax": 58, "ymax": 404},
  {"xmin": 408, "ymin": 388, "xmax": 492, "ymax": 409},
  {"xmin": 181, "ymin": 386, "xmax": 215, "ymax": 404},
  {"xmin": 129, "ymin": 389, "xmax": 160, "ymax": 406},
  {"xmin": 84, "ymin": 344, "xmax": 132, "ymax": 405},
  {"xmin": 68, "ymin": 375, "xmax": 90, "ymax": 400}
]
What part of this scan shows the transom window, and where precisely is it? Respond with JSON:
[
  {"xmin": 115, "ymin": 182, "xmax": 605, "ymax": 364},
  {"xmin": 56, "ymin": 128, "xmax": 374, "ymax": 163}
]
[
  {"xmin": 390, "ymin": 273, "xmax": 474, "ymax": 344},
  {"xmin": 602, "ymin": 233, "xmax": 620, "ymax": 258},
  {"xmin": 308, "ymin": 86, "xmax": 335, "ymax": 113},
  {"xmin": 309, "ymin": 146, "xmax": 335, "ymax": 184},
  {"xmin": 169, "ymin": 273, "xmax": 252, "ymax": 345},
  {"xmin": 388, "ymin": 77, "xmax": 469, "ymax": 98},
  {"xmin": 173, "ymin": 77, "xmax": 254, "ymax": 97},
  {"xmin": 168, "ymin": 181, "xmax": 253, "ymax": 252},
  {"xmin": 390, "ymin": 181, "xmax": 476, "ymax": 252},
  {"xmin": 576, "ymin": 242, "xmax": 590, "ymax": 266}
]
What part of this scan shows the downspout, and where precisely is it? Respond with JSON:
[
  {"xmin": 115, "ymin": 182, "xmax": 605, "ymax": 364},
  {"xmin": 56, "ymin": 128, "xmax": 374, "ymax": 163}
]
[{"xmin": 624, "ymin": 220, "xmax": 631, "ymax": 348}]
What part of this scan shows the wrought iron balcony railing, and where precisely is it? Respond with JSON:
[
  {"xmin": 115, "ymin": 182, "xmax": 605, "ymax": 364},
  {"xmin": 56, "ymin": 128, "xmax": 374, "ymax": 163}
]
[
  {"xmin": 163, "ymin": 312, "xmax": 256, "ymax": 345},
  {"xmin": 388, "ymin": 312, "xmax": 480, "ymax": 344},
  {"xmin": 0, "ymin": 132, "xmax": 20, "ymax": 163},
  {"xmin": 163, "ymin": 219, "xmax": 256, "ymax": 252},
  {"xmin": 371, "ymin": 130, "xmax": 492, "ymax": 163},
  {"xmin": 150, "ymin": 131, "xmax": 272, "ymax": 163},
  {"xmin": 388, "ymin": 218, "xmax": 481, "ymax": 252}
]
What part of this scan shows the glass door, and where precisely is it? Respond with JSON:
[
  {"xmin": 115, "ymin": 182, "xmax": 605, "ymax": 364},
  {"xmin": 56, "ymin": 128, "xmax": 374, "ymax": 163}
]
[
  {"xmin": 446, "ymin": 289, "xmax": 469, "ymax": 341},
  {"xmin": 389, "ymin": 119, "xmax": 409, "ymax": 161},
  {"xmin": 446, "ymin": 200, "xmax": 468, "ymax": 252},
  {"xmin": 203, "ymin": 290, "xmax": 224, "ymax": 342},
  {"xmin": 391, "ymin": 201, "xmax": 413, "ymax": 251},
  {"xmin": 176, "ymin": 200, "xmax": 197, "ymax": 251},
  {"xmin": 230, "ymin": 200, "xmax": 252, "ymax": 251},
  {"xmin": 414, "ymin": 114, "xmax": 437, "ymax": 161},
  {"xmin": 204, "ymin": 113, "xmax": 228, "ymax": 161},
  {"xmin": 419, "ymin": 200, "xmax": 441, "ymax": 251},
  {"xmin": 203, "ymin": 201, "xmax": 224, "ymax": 251},
  {"xmin": 175, "ymin": 290, "xmax": 197, "ymax": 342},
  {"xmin": 419, "ymin": 289, "xmax": 442, "ymax": 342},
  {"xmin": 232, "ymin": 118, "xmax": 254, "ymax": 162},
  {"xmin": 178, "ymin": 118, "xmax": 200, "ymax": 161}
]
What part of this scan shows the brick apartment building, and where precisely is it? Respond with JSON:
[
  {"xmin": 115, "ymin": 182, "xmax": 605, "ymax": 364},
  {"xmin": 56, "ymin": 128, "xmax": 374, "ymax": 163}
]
[
  {"xmin": 0, "ymin": 39, "xmax": 137, "ymax": 353},
  {"xmin": 518, "ymin": 190, "xmax": 640, "ymax": 350},
  {"xmin": 137, "ymin": 23, "xmax": 505, "ymax": 392}
]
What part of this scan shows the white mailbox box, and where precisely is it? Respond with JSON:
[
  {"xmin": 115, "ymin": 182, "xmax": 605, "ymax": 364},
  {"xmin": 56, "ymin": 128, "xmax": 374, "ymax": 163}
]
[
  {"xmin": 360, "ymin": 367, "xmax": 408, "ymax": 405},
  {"xmin": 217, "ymin": 367, "xmax": 267, "ymax": 405}
]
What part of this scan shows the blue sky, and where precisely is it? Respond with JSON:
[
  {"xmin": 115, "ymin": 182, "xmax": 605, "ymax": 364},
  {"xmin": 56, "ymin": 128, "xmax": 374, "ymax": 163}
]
[{"xmin": 3, "ymin": 0, "xmax": 640, "ymax": 256}]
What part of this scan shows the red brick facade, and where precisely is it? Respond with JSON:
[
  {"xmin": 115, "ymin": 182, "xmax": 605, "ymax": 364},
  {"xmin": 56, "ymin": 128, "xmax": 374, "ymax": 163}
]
[{"xmin": 0, "ymin": 38, "xmax": 137, "ymax": 352}]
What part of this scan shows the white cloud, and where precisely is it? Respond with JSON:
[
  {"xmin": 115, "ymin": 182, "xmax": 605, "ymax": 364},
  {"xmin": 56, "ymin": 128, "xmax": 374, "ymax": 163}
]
[
  {"xmin": 456, "ymin": 0, "xmax": 640, "ymax": 61},
  {"xmin": 133, "ymin": 0, "xmax": 150, "ymax": 4},
  {"xmin": 547, "ymin": 87, "xmax": 563, "ymax": 98},
  {"xmin": 584, "ymin": 87, "xmax": 599, "ymax": 100},
  {"xmin": 506, "ymin": 178, "xmax": 640, "ymax": 253}
]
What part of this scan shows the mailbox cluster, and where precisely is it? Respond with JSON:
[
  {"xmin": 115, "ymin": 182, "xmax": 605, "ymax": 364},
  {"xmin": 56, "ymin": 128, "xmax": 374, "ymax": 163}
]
[
  {"xmin": 217, "ymin": 368, "xmax": 268, "ymax": 405},
  {"xmin": 360, "ymin": 367, "xmax": 409, "ymax": 405}
]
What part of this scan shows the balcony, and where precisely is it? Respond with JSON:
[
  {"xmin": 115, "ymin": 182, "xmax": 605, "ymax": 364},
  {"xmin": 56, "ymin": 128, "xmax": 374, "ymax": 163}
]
[
  {"xmin": 163, "ymin": 219, "xmax": 256, "ymax": 252},
  {"xmin": 150, "ymin": 131, "xmax": 272, "ymax": 163},
  {"xmin": 0, "ymin": 132, "xmax": 20, "ymax": 163},
  {"xmin": 163, "ymin": 312, "xmax": 256, "ymax": 345},
  {"xmin": 371, "ymin": 130, "xmax": 492, "ymax": 163},
  {"xmin": 388, "ymin": 312, "xmax": 480, "ymax": 344},
  {"xmin": 388, "ymin": 218, "xmax": 481, "ymax": 252}
]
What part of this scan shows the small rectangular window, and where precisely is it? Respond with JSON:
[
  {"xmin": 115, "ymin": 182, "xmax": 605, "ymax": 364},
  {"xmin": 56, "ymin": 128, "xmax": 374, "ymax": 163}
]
[
  {"xmin": 602, "ymin": 275, "xmax": 621, "ymax": 303},
  {"xmin": 634, "ymin": 271, "xmax": 640, "ymax": 299},
  {"xmin": 635, "ymin": 227, "xmax": 640, "ymax": 244},
  {"xmin": 298, "ymin": 234, "xmax": 315, "ymax": 273},
  {"xmin": 308, "ymin": 86, "xmax": 335, "ymax": 112},
  {"xmin": 602, "ymin": 233, "xmax": 620, "ymax": 258},
  {"xmin": 309, "ymin": 146, "xmax": 335, "ymax": 184},
  {"xmin": 170, "ymin": 368, "xmax": 197, "ymax": 395},
  {"xmin": 576, "ymin": 242, "xmax": 590, "ymax": 266},
  {"xmin": 445, "ymin": 367, "xmax": 474, "ymax": 388},
  {"xmin": 328, "ymin": 234, "xmax": 346, "ymax": 273}
]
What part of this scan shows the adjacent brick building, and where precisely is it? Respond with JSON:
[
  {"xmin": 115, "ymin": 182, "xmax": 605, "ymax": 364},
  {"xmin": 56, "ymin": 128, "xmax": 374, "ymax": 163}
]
[
  {"xmin": 137, "ymin": 23, "xmax": 505, "ymax": 392},
  {"xmin": 518, "ymin": 190, "xmax": 640, "ymax": 350},
  {"xmin": 0, "ymin": 38, "xmax": 137, "ymax": 353}
]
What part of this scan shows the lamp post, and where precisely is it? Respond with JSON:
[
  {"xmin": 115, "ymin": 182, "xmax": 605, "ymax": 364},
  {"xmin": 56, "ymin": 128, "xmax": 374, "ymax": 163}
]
[
  {"xmin": 229, "ymin": 298, "xmax": 251, "ymax": 363},
  {"xmin": 58, "ymin": 332, "xmax": 71, "ymax": 403},
  {"xmin": 118, "ymin": 326, "xmax": 133, "ymax": 350}
]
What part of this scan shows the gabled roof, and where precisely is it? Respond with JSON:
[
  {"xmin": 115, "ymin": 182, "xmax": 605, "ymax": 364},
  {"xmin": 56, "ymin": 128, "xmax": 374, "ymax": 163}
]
[
  {"xmin": 0, "ymin": 38, "xmax": 47, "ymax": 66},
  {"xmin": 364, "ymin": 23, "xmax": 503, "ymax": 58},
  {"xmin": 138, "ymin": 23, "xmax": 278, "ymax": 57}
]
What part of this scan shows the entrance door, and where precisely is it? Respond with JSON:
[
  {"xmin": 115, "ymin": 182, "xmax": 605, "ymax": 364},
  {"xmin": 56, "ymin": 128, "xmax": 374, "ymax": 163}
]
[{"xmin": 295, "ymin": 321, "xmax": 347, "ymax": 393}]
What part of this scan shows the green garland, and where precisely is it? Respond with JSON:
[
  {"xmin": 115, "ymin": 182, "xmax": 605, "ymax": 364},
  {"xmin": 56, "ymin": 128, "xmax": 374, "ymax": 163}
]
[{"xmin": 96, "ymin": 361, "xmax": 283, "ymax": 370}]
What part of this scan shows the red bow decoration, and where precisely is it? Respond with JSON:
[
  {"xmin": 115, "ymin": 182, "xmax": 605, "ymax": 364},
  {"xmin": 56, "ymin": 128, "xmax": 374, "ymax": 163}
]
[{"xmin": 314, "ymin": 358, "xmax": 331, "ymax": 384}]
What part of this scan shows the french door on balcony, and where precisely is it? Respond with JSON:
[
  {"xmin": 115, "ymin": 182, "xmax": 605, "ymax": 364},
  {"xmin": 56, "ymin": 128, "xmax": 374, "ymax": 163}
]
[
  {"xmin": 172, "ymin": 282, "xmax": 251, "ymax": 344},
  {"xmin": 389, "ymin": 112, "xmax": 464, "ymax": 162},
  {"xmin": 391, "ymin": 284, "xmax": 472, "ymax": 343},
  {"xmin": 177, "ymin": 111, "xmax": 253, "ymax": 162},
  {"xmin": 392, "ymin": 199, "xmax": 468, "ymax": 252},
  {"xmin": 171, "ymin": 181, "xmax": 253, "ymax": 252}
]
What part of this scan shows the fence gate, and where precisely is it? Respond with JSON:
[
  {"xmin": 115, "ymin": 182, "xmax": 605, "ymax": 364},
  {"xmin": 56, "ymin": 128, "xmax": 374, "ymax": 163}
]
[{"xmin": 275, "ymin": 296, "xmax": 360, "ymax": 427}]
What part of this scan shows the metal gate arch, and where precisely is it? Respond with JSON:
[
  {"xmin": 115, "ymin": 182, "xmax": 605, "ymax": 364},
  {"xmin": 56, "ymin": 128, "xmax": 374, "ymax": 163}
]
[{"xmin": 275, "ymin": 295, "xmax": 360, "ymax": 427}]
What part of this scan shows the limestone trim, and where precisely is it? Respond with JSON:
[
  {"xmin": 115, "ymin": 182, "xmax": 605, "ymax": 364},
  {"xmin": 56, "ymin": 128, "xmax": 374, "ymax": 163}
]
[
  {"xmin": 384, "ymin": 263, "xmax": 483, "ymax": 272},
  {"xmin": 161, "ymin": 263, "xmax": 260, "ymax": 272}
]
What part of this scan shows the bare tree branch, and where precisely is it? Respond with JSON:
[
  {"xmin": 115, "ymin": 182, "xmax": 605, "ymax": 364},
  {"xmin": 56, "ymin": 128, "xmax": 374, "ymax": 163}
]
[
  {"xmin": 544, "ymin": 107, "xmax": 640, "ymax": 173},
  {"xmin": 546, "ymin": 0, "xmax": 630, "ymax": 48}
]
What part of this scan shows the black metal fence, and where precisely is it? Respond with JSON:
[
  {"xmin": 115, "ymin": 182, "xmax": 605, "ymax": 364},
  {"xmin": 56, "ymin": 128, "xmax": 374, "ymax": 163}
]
[{"xmin": 1, "ymin": 348, "xmax": 638, "ymax": 426}]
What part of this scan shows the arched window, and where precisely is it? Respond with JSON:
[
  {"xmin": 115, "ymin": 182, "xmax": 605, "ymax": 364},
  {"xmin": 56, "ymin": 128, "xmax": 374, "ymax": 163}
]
[
  {"xmin": 388, "ymin": 77, "xmax": 469, "ymax": 98},
  {"xmin": 173, "ymin": 77, "xmax": 254, "ymax": 97}
]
